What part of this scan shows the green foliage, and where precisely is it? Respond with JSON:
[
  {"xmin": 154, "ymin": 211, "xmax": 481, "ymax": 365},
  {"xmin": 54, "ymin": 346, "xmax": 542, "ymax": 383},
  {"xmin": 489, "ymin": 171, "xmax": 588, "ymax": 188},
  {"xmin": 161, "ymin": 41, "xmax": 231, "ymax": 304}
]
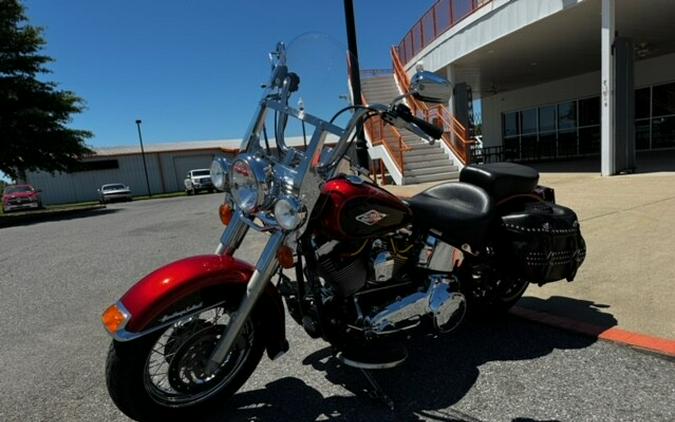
[{"xmin": 0, "ymin": 0, "xmax": 93, "ymax": 180}]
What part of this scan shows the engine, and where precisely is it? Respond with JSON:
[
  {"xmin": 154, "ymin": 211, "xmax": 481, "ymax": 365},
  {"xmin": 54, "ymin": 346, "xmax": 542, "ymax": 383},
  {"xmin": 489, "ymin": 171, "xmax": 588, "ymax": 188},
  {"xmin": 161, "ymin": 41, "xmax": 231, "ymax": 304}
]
[
  {"xmin": 315, "ymin": 233, "xmax": 466, "ymax": 336},
  {"xmin": 316, "ymin": 235, "xmax": 409, "ymax": 297}
]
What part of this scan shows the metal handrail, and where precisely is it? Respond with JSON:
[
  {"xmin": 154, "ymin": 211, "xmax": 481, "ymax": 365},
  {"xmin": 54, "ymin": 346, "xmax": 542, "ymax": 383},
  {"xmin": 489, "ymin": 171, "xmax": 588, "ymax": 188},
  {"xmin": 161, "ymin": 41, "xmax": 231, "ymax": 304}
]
[
  {"xmin": 396, "ymin": 0, "xmax": 493, "ymax": 65},
  {"xmin": 391, "ymin": 47, "xmax": 475, "ymax": 165},
  {"xmin": 361, "ymin": 94, "xmax": 411, "ymax": 175}
]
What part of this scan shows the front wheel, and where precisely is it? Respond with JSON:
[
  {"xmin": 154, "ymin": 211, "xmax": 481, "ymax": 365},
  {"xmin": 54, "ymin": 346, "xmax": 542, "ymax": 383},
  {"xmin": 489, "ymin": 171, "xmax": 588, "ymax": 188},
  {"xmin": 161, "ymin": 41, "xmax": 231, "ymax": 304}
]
[{"xmin": 106, "ymin": 304, "xmax": 264, "ymax": 421}]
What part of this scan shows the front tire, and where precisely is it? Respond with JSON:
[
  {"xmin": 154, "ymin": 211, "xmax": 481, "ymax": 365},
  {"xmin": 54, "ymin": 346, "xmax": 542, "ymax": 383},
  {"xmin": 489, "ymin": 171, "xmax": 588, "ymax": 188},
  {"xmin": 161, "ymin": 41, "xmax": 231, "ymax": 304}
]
[{"xmin": 105, "ymin": 304, "xmax": 264, "ymax": 421}]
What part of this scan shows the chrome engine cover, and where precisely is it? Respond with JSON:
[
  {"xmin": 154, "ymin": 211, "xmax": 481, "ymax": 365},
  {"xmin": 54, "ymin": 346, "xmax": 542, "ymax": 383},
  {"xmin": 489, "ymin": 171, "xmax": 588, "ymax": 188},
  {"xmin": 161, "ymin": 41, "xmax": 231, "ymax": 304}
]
[{"xmin": 365, "ymin": 275, "xmax": 466, "ymax": 335}]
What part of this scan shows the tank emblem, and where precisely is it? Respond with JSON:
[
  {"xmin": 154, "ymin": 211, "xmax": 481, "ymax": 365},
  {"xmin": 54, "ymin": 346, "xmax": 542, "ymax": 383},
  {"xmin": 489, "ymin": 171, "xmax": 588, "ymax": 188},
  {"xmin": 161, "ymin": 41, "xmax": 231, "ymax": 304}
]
[{"xmin": 355, "ymin": 209, "xmax": 388, "ymax": 226}]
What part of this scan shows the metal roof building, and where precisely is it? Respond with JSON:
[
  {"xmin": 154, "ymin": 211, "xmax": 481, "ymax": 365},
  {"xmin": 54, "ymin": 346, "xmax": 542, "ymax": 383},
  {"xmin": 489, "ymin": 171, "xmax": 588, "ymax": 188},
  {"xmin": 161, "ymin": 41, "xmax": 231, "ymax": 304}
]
[{"xmin": 24, "ymin": 136, "xmax": 335, "ymax": 205}]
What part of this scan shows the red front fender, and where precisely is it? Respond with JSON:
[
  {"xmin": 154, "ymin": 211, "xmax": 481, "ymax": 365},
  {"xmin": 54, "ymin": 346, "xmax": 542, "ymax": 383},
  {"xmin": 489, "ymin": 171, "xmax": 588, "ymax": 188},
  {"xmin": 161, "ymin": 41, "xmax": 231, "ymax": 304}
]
[
  {"xmin": 121, "ymin": 254, "xmax": 253, "ymax": 331},
  {"xmin": 114, "ymin": 254, "xmax": 288, "ymax": 358}
]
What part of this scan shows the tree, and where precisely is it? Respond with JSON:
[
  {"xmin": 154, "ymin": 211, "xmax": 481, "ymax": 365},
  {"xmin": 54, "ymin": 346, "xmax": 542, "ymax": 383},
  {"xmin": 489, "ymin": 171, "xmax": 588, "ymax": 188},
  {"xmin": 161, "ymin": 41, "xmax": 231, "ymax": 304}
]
[{"xmin": 0, "ymin": 0, "xmax": 92, "ymax": 180}]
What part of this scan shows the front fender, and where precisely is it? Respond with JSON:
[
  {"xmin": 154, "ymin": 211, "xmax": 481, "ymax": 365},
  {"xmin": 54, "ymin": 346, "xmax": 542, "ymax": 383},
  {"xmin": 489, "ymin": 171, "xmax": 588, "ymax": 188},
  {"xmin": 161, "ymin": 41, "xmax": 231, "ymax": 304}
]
[{"xmin": 108, "ymin": 254, "xmax": 288, "ymax": 359}]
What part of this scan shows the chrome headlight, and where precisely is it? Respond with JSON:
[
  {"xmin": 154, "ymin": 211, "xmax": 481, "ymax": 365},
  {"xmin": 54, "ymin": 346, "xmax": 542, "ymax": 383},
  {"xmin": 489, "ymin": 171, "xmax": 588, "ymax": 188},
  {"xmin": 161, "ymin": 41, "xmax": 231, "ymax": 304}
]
[
  {"xmin": 230, "ymin": 155, "xmax": 269, "ymax": 213},
  {"xmin": 274, "ymin": 196, "xmax": 306, "ymax": 230},
  {"xmin": 210, "ymin": 157, "xmax": 230, "ymax": 191}
]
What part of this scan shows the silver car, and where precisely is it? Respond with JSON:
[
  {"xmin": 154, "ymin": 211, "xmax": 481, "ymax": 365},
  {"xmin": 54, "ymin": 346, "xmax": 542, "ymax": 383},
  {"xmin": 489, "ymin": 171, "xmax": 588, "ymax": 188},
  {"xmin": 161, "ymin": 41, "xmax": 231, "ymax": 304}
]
[{"xmin": 98, "ymin": 183, "xmax": 132, "ymax": 203}]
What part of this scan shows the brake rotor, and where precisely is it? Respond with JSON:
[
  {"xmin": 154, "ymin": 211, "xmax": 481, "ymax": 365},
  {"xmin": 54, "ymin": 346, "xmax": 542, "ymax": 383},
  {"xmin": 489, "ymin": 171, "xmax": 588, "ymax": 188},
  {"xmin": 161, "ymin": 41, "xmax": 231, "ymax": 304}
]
[{"xmin": 167, "ymin": 324, "xmax": 228, "ymax": 394}]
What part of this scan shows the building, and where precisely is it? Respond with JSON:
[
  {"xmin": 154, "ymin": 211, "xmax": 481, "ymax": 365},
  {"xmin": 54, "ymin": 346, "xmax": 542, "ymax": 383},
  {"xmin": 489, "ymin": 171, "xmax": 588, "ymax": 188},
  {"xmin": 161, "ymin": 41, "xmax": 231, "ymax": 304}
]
[
  {"xmin": 23, "ymin": 140, "xmax": 237, "ymax": 204},
  {"xmin": 24, "ymin": 136, "xmax": 333, "ymax": 205},
  {"xmin": 361, "ymin": 0, "xmax": 675, "ymax": 183}
]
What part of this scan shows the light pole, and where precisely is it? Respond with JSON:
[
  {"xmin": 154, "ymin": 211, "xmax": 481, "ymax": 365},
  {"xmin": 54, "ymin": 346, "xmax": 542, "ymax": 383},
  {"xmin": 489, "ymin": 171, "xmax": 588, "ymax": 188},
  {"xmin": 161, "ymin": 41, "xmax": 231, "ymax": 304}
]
[{"xmin": 135, "ymin": 119, "xmax": 152, "ymax": 197}]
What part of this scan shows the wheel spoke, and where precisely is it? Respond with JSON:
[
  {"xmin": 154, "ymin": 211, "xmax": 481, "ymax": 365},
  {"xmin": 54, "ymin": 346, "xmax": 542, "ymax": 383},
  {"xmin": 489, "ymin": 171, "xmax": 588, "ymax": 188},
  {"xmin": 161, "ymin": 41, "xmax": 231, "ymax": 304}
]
[{"xmin": 142, "ymin": 305, "xmax": 255, "ymax": 406}]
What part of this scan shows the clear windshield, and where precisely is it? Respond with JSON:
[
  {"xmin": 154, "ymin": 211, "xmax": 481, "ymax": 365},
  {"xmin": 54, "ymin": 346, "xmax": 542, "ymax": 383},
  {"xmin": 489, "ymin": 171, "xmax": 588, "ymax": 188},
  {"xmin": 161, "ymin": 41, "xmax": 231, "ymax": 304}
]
[
  {"xmin": 261, "ymin": 32, "xmax": 350, "ymax": 147},
  {"xmin": 284, "ymin": 32, "xmax": 352, "ymax": 129},
  {"xmin": 103, "ymin": 184, "xmax": 126, "ymax": 191}
]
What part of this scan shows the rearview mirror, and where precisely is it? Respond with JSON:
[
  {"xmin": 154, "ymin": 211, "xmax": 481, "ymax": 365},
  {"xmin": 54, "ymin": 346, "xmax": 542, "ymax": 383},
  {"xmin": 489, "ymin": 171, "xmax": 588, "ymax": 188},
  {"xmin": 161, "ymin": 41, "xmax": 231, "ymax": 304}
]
[{"xmin": 410, "ymin": 71, "xmax": 453, "ymax": 104}]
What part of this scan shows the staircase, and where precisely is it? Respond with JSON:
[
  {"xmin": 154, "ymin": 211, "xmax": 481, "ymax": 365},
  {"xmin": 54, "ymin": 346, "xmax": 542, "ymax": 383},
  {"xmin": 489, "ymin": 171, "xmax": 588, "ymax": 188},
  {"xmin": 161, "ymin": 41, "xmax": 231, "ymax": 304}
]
[{"xmin": 362, "ymin": 74, "xmax": 459, "ymax": 184}]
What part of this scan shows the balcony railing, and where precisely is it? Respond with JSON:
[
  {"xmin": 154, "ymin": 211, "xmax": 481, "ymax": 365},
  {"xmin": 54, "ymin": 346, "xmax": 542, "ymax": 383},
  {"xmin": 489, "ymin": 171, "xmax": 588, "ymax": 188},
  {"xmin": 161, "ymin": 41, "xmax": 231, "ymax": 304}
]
[{"xmin": 397, "ymin": 0, "xmax": 493, "ymax": 65}]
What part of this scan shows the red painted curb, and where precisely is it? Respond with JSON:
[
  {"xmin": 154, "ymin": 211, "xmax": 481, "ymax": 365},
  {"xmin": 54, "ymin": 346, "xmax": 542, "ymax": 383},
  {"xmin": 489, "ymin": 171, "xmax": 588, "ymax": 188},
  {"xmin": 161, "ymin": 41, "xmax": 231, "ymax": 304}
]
[{"xmin": 510, "ymin": 306, "xmax": 675, "ymax": 357}]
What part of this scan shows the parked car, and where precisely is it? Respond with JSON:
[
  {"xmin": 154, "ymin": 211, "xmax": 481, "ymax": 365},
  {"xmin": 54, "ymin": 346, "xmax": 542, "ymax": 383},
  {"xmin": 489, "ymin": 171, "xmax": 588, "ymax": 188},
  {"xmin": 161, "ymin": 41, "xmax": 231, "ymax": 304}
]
[
  {"xmin": 98, "ymin": 183, "xmax": 132, "ymax": 203},
  {"xmin": 184, "ymin": 169, "xmax": 213, "ymax": 195},
  {"xmin": 2, "ymin": 184, "xmax": 43, "ymax": 212}
]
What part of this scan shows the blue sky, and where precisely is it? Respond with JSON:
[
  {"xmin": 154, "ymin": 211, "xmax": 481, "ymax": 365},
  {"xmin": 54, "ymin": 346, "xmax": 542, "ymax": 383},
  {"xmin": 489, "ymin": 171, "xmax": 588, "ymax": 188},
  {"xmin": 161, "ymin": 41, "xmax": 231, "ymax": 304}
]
[{"xmin": 23, "ymin": 0, "xmax": 433, "ymax": 150}]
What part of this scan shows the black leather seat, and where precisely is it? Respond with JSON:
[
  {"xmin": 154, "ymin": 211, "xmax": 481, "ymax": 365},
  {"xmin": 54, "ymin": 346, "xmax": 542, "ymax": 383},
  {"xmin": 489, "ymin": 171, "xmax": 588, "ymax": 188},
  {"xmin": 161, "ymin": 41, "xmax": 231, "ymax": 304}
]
[
  {"xmin": 459, "ymin": 163, "xmax": 539, "ymax": 203},
  {"xmin": 407, "ymin": 182, "xmax": 494, "ymax": 247}
]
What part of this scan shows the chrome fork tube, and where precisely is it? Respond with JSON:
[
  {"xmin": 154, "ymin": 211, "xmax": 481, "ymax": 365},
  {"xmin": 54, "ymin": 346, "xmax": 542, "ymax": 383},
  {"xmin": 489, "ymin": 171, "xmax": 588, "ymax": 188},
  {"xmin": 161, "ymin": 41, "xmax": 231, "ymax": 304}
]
[
  {"xmin": 206, "ymin": 230, "xmax": 285, "ymax": 373},
  {"xmin": 215, "ymin": 211, "xmax": 249, "ymax": 255}
]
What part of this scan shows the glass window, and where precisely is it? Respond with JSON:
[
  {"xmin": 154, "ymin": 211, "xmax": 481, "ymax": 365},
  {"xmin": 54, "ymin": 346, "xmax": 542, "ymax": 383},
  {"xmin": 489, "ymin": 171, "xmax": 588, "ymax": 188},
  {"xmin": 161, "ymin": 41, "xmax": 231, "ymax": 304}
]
[
  {"xmin": 579, "ymin": 97, "xmax": 600, "ymax": 126},
  {"xmin": 635, "ymin": 120, "xmax": 650, "ymax": 150},
  {"xmin": 520, "ymin": 134, "xmax": 538, "ymax": 160},
  {"xmin": 652, "ymin": 116, "xmax": 675, "ymax": 149},
  {"xmin": 503, "ymin": 112, "xmax": 519, "ymax": 137},
  {"xmin": 652, "ymin": 82, "xmax": 675, "ymax": 117},
  {"xmin": 539, "ymin": 105, "xmax": 556, "ymax": 132},
  {"xmin": 558, "ymin": 129, "xmax": 577, "ymax": 157},
  {"xmin": 579, "ymin": 126, "xmax": 601, "ymax": 154},
  {"xmin": 558, "ymin": 101, "xmax": 577, "ymax": 130},
  {"xmin": 539, "ymin": 131, "xmax": 556, "ymax": 158},
  {"xmin": 635, "ymin": 88, "xmax": 650, "ymax": 119},
  {"xmin": 503, "ymin": 137, "xmax": 520, "ymax": 160},
  {"xmin": 520, "ymin": 109, "xmax": 537, "ymax": 134}
]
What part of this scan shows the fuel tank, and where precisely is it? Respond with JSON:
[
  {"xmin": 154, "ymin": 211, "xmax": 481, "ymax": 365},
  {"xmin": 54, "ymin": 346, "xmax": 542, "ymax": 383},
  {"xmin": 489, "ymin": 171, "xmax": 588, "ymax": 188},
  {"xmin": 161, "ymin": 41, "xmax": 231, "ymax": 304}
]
[{"xmin": 315, "ymin": 176, "xmax": 412, "ymax": 240}]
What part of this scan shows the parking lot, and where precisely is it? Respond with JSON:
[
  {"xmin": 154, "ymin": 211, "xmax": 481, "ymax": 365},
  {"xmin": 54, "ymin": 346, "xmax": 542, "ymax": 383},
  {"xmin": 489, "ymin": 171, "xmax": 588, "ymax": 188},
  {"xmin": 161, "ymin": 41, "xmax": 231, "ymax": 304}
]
[{"xmin": 1, "ymin": 194, "xmax": 674, "ymax": 421}]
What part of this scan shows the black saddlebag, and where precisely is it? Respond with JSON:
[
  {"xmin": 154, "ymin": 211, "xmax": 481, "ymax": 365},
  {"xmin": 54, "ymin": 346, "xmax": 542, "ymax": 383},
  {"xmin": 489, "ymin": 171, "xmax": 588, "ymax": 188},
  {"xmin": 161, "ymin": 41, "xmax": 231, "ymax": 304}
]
[{"xmin": 499, "ymin": 202, "xmax": 586, "ymax": 284}]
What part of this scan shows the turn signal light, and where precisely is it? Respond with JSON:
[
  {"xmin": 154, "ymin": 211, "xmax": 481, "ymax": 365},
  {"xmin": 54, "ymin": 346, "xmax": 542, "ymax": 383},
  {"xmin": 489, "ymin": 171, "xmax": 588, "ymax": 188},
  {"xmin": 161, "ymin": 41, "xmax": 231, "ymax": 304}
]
[
  {"xmin": 219, "ymin": 203, "xmax": 233, "ymax": 225},
  {"xmin": 102, "ymin": 303, "xmax": 128, "ymax": 334},
  {"xmin": 277, "ymin": 245, "xmax": 295, "ymax": 269}
]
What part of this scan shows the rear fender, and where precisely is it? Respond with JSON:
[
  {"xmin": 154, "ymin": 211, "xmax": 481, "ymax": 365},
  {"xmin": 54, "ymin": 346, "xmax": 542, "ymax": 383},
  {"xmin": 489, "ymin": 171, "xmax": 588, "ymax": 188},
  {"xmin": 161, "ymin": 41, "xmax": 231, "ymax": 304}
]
[{"xmin": 108, "ymin": 254, "xmax": 288, "ymax": 359}]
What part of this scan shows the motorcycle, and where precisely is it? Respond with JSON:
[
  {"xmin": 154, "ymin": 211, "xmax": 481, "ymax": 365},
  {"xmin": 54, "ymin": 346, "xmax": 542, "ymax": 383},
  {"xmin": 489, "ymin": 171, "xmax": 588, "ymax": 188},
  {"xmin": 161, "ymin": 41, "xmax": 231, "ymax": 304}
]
[{"xmin": 102, "ymin": 34, "xmax": 586, "ymax": 420}]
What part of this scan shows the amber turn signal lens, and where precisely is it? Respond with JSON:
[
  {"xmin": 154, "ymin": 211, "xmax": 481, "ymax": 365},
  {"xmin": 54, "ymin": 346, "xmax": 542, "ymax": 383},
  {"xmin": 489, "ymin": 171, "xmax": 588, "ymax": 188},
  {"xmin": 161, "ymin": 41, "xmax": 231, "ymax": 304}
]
[
  {"xmin": 219, "ymin": 203, "xmax": 233, "ymax": 225},
  {"xmin": 102, "ymin": 303, "xmax": 128, "ymax": 334},
  {"xmin": 277, "ymin": 245, "xmax": 295, "ymax": 269}
]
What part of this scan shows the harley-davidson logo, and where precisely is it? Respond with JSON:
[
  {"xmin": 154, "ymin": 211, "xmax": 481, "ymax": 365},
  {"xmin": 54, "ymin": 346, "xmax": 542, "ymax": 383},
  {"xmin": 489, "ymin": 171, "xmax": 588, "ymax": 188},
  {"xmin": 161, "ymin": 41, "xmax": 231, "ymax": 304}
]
[{"xmin": 355, "ymin": 209, "xmax": 388, "ymax": 226}]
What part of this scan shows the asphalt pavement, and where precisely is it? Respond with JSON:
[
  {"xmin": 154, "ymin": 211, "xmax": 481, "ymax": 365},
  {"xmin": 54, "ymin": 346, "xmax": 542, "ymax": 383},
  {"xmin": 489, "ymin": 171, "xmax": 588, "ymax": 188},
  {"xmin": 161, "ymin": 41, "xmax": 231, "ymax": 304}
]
[{"xmin": 1, "ymin": 194, "xmax": 673, "ymax": 421}]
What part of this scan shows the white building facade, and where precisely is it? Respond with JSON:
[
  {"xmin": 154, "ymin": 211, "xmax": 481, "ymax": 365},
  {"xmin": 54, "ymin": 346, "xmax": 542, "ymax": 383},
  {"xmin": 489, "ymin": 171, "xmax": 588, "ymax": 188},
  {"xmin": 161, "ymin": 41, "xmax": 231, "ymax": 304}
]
[{"xmin": 396, "ymin": 0, "xmax": 675, "ymax": 174}]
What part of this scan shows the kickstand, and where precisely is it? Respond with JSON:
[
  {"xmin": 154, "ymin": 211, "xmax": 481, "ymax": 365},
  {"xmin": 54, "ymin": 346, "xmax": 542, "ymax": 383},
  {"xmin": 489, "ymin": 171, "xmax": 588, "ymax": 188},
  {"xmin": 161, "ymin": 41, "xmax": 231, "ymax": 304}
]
[{"xmin": 360, "ymin": 369, "xmax": 395, "ymax": 410}]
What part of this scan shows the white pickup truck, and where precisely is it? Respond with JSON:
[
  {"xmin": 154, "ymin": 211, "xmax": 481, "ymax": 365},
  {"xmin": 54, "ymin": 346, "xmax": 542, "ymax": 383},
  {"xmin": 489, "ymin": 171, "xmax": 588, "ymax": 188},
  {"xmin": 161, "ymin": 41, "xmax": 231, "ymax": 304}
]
[{"xmin": 183, "ymin": 169, "xmax": 213, "ymax": 195}]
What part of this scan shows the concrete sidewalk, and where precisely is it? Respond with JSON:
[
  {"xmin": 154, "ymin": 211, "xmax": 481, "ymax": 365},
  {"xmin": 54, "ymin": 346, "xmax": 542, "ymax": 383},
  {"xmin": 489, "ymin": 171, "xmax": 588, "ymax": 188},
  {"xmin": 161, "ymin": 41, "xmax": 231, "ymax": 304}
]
[{"xmin": 387, "ymin": 171, "xmax": 675, "ymax": 342}]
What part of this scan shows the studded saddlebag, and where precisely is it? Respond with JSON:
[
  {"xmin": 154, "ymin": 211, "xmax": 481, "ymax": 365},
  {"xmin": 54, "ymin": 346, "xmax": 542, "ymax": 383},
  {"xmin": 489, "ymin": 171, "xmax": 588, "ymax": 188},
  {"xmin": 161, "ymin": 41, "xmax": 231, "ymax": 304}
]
[{"xmin": 499, "ymin": 202, "xmax": 586, "ymax": 285}]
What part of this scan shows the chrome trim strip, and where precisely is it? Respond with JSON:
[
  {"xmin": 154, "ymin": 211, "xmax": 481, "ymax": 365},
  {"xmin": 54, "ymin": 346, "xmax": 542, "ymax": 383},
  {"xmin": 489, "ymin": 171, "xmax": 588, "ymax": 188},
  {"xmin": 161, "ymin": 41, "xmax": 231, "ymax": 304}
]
[{"xmin": 109, "ymin": 300, "xmax": 228, "ymax": 342}]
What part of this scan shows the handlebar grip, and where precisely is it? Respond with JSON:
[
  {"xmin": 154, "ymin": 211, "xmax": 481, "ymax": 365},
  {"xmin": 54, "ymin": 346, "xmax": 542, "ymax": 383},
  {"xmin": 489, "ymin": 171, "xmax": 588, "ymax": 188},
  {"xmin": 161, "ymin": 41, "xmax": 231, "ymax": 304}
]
[
  {"xmin": 407, "ymin": 114, "xmax": 443, "ymax": 140},
  {"xmin": 393, "ymin": 104, "xmax": 444, "ymax": 140}
]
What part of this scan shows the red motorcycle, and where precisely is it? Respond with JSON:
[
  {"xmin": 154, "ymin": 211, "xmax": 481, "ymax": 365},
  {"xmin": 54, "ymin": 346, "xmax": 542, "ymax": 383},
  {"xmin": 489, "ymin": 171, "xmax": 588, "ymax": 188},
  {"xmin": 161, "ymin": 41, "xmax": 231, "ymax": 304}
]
[{"xmin": 102, "ymin": 34, "xmax": 585, "ymax": 420}]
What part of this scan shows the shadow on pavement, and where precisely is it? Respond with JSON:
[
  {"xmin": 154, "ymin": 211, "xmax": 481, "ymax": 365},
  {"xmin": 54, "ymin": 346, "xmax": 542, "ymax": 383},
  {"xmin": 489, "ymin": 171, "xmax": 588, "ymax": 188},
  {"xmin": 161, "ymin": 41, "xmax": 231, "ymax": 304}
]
[
  {"xmin": 0, "ymin": 207, "xmax": 121, "ymax": 228},
  {"xmin": 517, "ymin": 296, "xmax": 618, "ymax": 333},
  {"xmin": 214, "ymin": 312, "xmax": 610, "ymax": 422},
  {"xmin": 0, "ymin": 207, "xmax": 120, "ymax": 228}
]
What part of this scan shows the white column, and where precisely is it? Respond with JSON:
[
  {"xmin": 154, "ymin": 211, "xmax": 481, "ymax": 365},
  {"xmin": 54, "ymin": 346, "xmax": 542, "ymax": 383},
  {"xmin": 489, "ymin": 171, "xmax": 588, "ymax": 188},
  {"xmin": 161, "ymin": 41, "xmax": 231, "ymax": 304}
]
[
  {"xmin": 601, "ymin": 0, "xmax": 615, "ymax": 176},
  {"xmin": 446, "ymin": 65, "xmax": 456, "ymax": 117}
]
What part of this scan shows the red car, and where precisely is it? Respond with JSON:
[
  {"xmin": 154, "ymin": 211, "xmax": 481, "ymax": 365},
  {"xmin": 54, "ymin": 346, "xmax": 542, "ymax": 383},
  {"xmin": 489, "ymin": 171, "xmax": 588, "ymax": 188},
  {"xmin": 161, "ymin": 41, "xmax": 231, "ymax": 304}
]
[{"xmin": 2, "ymin": 184, "xmax": 43, "ymax": 213}]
